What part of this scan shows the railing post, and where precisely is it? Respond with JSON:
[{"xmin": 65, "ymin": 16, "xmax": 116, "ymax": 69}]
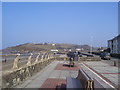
[
  {"xmin": 27, "ymin": 53, "xmax": 33, "ymax": 66},
  {"xmin": 41, "ymin": 54, "xmax": 44, "ymax": 63},
  {"xmin": 46, "ymin": 53, "xmax": 49, "ymax": 62},
  {"xmin": 51, "ymin": 54, "xmax": 53, "ymax": 60},
  {"xmin": 46, "ymin": 53, "xmax": 49, "ymax": 61},
  {"xmin": 35, "ymin": 53, "xmax": 40, "ymax": 63},
  {"xmin": 45, "ymin": 53, "xmax": 47, "ymax": 60},
  {"xmin": 47, "ymin": 54, "xmax": 50, "ymax": 60},
  {"xmin": 64, "ymin": 57, "xmax": 67, "ymax": 61},
  {"xmin": 13, "ymin": 54, "xmax": 20, "ymax": 69}
]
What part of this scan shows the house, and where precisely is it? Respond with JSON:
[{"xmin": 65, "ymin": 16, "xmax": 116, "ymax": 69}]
[{"xmin": 108, "ymin": 35, "xmax": 120, "ymax": 54}]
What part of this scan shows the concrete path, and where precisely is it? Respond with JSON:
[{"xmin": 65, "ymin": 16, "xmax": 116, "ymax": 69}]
[
  {"xmin": 80, "ymin": 61, "xmax": 119, "ymax": 89},
  {"xmin": 16, "ymin": 61, "xmax": 78, "ymax": 88},
  {"xmin": 16, "ymin": 60, "xmax": 119, "ymax": 89}
]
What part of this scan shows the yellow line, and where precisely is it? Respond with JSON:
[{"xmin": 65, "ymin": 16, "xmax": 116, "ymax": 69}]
[{"xmin": 82, "ymin": 63, "xmax": 116, "ymax": 89}]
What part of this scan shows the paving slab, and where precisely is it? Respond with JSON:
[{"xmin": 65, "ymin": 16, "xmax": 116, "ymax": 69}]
[
  {"xmin": 15, "ymin": 60, "xmax": 119, "ymax": 89},
  {"xmin": 16, "ymin": 61, "xmax": 59, "ymax": 88},
  {"xmin": 16, "ymin": 61, "xmax": 78, "ymax": 88},
  {"xmin": 80, "ymin": 61, "xmax": 119, "ymax": 89}
]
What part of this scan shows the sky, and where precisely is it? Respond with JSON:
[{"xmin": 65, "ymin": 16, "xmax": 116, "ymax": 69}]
[{"xmin": 2, "ymin": 2, "xmax": 118, "ymax": 49}]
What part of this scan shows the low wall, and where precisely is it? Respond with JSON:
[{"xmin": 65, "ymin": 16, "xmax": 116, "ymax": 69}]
[
  {"xmin": 110, "ymin": 53, "xmax": 120, "ymax": 59},
  {"xmin": 78, "ymin": 57, "xmax": 101, "ymax": 61},
  {"xmin": 54, "ymin": 56, "xmax": 101, "ymax": 61},
  {"xmin": 2, "ymin": 59, "xmax": 54, "ymax": 89},
  {"xmin": 54, "ymin": 57, "xmax": 69, "ymax": 61}
]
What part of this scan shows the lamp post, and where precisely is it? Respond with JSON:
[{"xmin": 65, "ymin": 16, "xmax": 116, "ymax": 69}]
[{"xmin": 90, "ymin": 36, "xmax": 93, "ymax": 54}]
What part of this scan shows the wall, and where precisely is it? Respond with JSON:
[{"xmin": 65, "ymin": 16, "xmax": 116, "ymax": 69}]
[
  {"xmin": 108, "ymin": 35, "xmax": 120, "ymax": 54},
  {"xmin": 2, "ymin": 59, "xmax": 54, "ymax": 89},
  {"xmin": 2, "ymin": 56, "xmax": 101, "ymax": 89},
  {"xmin": 117, "ymin": 36, "xmax": 120, "ymax": 54}
]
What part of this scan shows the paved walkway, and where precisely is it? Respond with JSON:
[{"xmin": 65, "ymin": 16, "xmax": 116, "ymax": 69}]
[
  {"xmin": 80, "ymin": 61, "xmax": 119, "ymax": 89},
  {"xmin": 17, "ymin": 61, "xmax": 78, "ymax": 89},
  {"xmin": 16, "ymin": 60, "xmax": 119, "ymax": 89}
]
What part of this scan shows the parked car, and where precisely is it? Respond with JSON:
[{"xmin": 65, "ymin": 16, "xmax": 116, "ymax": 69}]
[
  {"xmin": 100, "ymin": 53, "xmax": 111, "ymax": 60},
  {"xmin": 79, "ymin": 54, "xmax": 82, "ymax": 57},
  {"xmin": 87, "ymin": 54, "xmax": 94, "ymax": 57}
]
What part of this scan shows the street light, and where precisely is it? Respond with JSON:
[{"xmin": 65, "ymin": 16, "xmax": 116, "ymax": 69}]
[{"xmin": 90, "ymin": 36, "xmax": 93, "ymax": 54}]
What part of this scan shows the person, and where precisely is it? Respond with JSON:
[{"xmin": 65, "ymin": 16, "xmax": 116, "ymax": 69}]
[
  {"xmin": 69, "ymin": 57, "xmax": 74, "ymax": 67},
  {"xmin": 4, "ymin": 58, "xmax": 7, "ymax": 62},
  {"xmin": 67, "ymin": 52, "xmax": 75, "ymax": 67}
]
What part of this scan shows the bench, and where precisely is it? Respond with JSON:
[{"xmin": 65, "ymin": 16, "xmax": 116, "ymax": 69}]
[
  {"xmin": 66, "ymin": 69, "xmax": 94, "ymax": 89},
  {"xmin": 67, "ymin": 69, "xmax": 104, "ymax": 89}
]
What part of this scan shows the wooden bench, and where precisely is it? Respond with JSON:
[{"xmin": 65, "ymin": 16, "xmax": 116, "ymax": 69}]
[
  {"xmin": 66, "ymin": 69, "xmax": 94, "ymax": 89},
  {"xmin": 66, "ymin": 69, "xmax": 104, "ymax": 89}
]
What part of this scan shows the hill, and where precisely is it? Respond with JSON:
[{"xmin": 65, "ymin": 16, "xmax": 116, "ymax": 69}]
[{"xmin": 2, "ymin": 43, "xmax": 98, "ymax": 54}]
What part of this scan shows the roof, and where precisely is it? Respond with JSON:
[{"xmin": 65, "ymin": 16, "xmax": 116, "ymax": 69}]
[{"xmin": 108, "ymin": 34, "xmax": 120, "ymax": 41}]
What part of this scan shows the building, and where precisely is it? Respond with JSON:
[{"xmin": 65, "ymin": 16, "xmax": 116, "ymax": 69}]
[
  {"xmin": 52, "ymin": 44, "xmax": 55, "ymax": 46},
  {"xmin": 76, "ymin": 48, "xmax": 81, "ymax": 51},
  {"xmin": 50, "ymin": 49, "xmax": 58, "ymax": 52},
  {"xmin": 108, "ymin": 35, "xmax": 120, "ymax": 54}
]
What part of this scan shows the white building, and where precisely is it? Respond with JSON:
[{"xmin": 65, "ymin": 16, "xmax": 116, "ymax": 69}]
[
  {"xmin": 50, "ymin": 49, "xmax": 58, "ymax": 52},
  {"xmin": 108, "ymin": 35, "xmax": 120, "ymax": 54},
  {"xmin": 52, "ymin": 44, "xmax": 55, "ymax": 46},
  {"xmin": 76, "ymin": 48, "xmax": 81, "ymax": 51}
]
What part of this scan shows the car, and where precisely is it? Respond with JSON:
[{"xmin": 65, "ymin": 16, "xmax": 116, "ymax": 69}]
[
  {"xmin": 79, "ymin": 54, "xmax": 82, "ymax": 57},
  {"xmin": 87, "ymin": 54, "xmax": 94, "ymax": 57},
  {"xmin": 100, "ymin": 53, "xmax": 111, "ymax": 60},
  {"xmin": 67, "ymin": 52, "xmax": 75, "ymax": 58}
]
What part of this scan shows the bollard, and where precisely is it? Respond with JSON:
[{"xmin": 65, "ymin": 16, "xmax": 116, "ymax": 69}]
[
  {"xmin": 13, "ymin": 54, "xmax": 20, "ymax": 69},
  {"xmin": 35, "ymin": 53, "xmax": 40, "ymax": 63},
  {"xmin": 27, "ymin": 53, "xmax": 33, "ymax": 66},
  {"xmin": 113, "ymin": 61, "xmax": 116, "ymax": 66}
]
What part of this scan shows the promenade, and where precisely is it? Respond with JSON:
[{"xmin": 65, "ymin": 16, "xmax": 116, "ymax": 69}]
[{"xmin": 16, "ymin": 60, "xmax": 119, "ymax": 89}]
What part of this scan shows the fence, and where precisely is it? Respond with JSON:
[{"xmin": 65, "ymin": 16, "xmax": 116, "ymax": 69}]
[
  {"xmin": 2, "ymin": 52, "xmax": 58, "ymax": 88},
  {"xmin": 2, "ymin": 52, "xmax": 55, "ymax": 71}
]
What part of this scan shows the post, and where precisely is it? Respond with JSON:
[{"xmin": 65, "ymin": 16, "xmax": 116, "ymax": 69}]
[
  {"xmin": 47, "ymin": 54, "xmax": 50, "ymax": 60},
  {"xmin": 27, "ymin": 53, "xmax": 33, "ymax": 66},
  {"xmin": 35, "ymin": 53, "xmax": 40, "ymax": 63},
  {"xmin": 13, "ymin": 54, "xmax": 20, "ymax": 69},
  {"xmin": 113, "ymin": 61, "xmax": 116, "ymax": 66},
  {"xmin": 49, "ymin": 54, "xmax": 52, "ymax": 59},
  {"xmin": 90, "ymin": 36, "xmax": 93, "ymax": 55},
  {"xmin": 41, "ymin": 54, "xmax": 44, "ymax": 63},
  {"xmin": 44, "ymin": 53, "xmax": 47, "ymax": 62},
  {"xmin": 47, "ymin": 53, "xmax": 49, "ymax": 60}
]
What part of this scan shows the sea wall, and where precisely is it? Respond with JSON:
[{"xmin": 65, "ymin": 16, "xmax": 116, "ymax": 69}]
[{"xmin": 2, "ymin": 58, "xmax": 54, "ymax": 89}]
